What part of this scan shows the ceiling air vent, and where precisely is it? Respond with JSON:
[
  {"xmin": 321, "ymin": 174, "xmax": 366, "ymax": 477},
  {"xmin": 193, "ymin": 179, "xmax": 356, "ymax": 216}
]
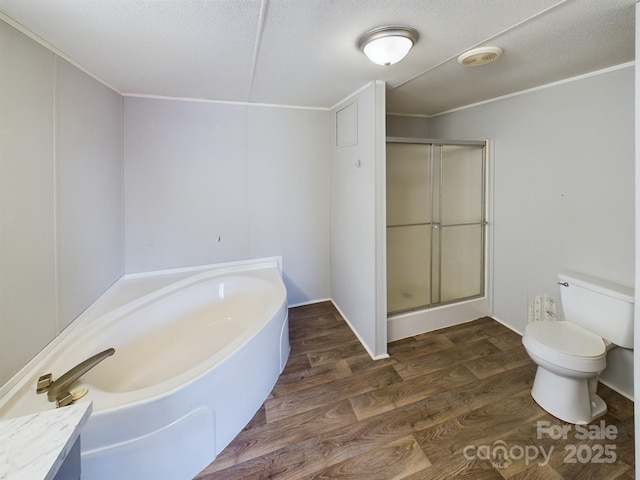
[{"xmin": 457, "ymin": 46, "xmax": 504, "ymax": 67}]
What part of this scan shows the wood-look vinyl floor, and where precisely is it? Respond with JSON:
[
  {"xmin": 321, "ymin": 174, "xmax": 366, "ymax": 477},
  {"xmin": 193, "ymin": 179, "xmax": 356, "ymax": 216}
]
[{"xmin": 195, "ymin": 301, "xmax": 634, "ymax": 479}]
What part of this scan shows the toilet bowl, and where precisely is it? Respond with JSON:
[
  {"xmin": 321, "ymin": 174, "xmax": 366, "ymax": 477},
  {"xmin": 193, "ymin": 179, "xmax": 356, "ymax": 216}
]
[
  {"xmin": 522, "ymin": 271, "xmax": 633, "ymax": 425},
  {"xmin": 523, "ymin": 321, "xmax": 607, "ymax": 424}
]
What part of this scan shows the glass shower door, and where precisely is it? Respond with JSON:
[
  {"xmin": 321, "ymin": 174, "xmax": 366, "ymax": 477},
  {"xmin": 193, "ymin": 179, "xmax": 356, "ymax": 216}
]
[
  {"xmin": 386, "ymin": 140, "xmax": 486, "ymax": 315},
  {"xmin": 386, "ymin": 143, "xmax": 432, "ymax": 313},
  {"xmin": 437, "ymin": 144, "xmax": 486, "ymax": 303}
]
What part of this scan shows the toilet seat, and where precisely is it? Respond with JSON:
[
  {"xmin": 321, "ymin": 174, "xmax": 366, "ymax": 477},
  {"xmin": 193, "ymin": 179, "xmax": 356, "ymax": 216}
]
[{"xmin": 523, "ymin": 321, "xmax": 606, "ymax": 373}]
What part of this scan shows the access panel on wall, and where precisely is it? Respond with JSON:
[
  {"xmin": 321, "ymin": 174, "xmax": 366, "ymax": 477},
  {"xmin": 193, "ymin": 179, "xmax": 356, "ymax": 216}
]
[{"xmin": 386, "ymin": 139, "xmax": 486, "ymax": 315}]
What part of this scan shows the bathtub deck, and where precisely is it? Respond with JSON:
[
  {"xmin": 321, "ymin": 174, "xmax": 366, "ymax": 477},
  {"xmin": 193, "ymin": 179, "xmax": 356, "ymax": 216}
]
[{"xmin": 195, "ymin": 301, "xmax": 635, "ymax": 479}]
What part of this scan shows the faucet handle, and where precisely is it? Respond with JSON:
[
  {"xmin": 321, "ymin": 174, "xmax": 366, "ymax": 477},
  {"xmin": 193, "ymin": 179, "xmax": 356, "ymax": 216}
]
[
  {"xmin": 55, "ymin": 391, "xmax": 74, "ymax": 408},
  {"xmin": 36, "ymin": 373, "xmax": 52, "ymax": 394},
  {"xmin": 45, "ymin": 347, "xmax": 115, "ymax": 402}
]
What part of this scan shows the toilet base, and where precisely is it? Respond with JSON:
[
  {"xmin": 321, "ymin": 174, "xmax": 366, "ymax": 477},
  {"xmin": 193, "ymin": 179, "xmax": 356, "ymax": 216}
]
[{"xmin": 531, "ymin": 365, "xmax": 607, "ymax": 424}]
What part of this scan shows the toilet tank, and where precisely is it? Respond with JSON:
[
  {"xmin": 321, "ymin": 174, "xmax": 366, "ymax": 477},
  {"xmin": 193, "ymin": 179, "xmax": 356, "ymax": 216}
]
[{"xmin": 559, "ymin": 271, "xmax": 634, "ymax": 349}]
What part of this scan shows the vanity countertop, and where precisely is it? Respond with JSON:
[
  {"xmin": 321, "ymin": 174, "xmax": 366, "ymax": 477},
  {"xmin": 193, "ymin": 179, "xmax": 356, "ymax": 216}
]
[{"xmin": 0, "ymin": 401, "xmax": 92, "ymax": 480}]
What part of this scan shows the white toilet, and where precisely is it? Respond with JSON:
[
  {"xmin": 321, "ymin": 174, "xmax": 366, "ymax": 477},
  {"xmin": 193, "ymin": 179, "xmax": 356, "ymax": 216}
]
[{"xmin": 522, "ymin": 271, "xmax": 634, "ymax": 424}]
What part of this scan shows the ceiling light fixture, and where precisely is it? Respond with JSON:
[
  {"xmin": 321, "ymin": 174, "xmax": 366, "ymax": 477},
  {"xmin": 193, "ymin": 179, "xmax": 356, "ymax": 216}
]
[
  {"xmin": 357, "ymin": 26, "xmax": 419, "ymax": 66},
  {"xmin": 457, "ymin": 46, "xmax": 504, "ymax": 67}
]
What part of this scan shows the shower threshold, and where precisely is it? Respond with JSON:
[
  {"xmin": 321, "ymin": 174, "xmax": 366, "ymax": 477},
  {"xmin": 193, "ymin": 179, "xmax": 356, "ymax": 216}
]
[{"xmin": 387, "ymin": 296, "xmax": 490, "ymax": 342}]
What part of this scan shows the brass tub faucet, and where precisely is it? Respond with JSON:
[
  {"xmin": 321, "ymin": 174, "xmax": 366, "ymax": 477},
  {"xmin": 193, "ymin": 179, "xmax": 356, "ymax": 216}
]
[{"xmin": 36, "ymin": 347, "xmax": 115, "ymax": 406}]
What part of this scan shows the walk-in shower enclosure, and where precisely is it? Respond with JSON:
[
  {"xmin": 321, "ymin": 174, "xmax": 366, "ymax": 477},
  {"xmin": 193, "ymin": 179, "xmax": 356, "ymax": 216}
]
[{"xmin": 386, "ymin": 138, "xmax": 487, "ymax": 317}]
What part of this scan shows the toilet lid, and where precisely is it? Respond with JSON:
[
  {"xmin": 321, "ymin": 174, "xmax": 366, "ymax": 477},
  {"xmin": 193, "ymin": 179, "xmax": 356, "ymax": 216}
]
[{"xmin": 525, "ymin": 321, "xmax": 606, "ymax": 358}]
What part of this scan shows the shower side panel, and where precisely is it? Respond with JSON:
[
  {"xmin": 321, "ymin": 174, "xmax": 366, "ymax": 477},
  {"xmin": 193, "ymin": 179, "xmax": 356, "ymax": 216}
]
[
  {"xmin": 439, "ymin": 145, "xmax": 486, "ymax": 303},
  {"xmin": 387, "ymin": 225, "xmax": 431, "ymax": 313},
  {"xmin": 440, "ymin": 145, "xmax": 485, "ymax": 225},
  {"xmin": 386, "ymin": 143, "xmax": 432, "ymax": 314},
  {"xmin": 386, "ymin": 143, "xmax": 431, "ymax": 225}
]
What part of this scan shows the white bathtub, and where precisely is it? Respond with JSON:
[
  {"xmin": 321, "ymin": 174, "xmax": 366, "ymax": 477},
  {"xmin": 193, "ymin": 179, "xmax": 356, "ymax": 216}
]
[{"xmin": 0, "ymin": 257, "xmax": 290, "ymax": 479}]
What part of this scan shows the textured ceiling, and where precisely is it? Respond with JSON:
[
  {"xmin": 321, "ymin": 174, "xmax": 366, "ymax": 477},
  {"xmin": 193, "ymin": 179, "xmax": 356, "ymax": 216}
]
[{"xmin": 0, "ymin": 0, "xmax": 634, "ymax": 115}]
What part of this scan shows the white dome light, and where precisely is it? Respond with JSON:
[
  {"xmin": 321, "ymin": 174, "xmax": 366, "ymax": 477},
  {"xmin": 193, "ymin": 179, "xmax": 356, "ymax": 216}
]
[{"xmin": 358, "ymin": 26, "xmax": 419, "ymax": 66}]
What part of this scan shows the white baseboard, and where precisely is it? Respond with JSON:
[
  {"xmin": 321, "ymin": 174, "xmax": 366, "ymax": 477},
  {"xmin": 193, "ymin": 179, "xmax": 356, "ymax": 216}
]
[{"xmin": 330, "ymin": 300, "xmax": 389, "ymax": 361}]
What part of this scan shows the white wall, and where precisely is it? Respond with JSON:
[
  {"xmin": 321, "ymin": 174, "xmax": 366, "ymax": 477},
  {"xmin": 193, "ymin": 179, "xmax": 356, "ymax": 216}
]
[
  {"xmin": 431, "ymin": 65, "xmax": 635, "ymax": 397},
  {"xmin": 331, "ymin": 81, "xmax": 388, "ymax": 358},
  {"xmin": 386, "ymin": 114, "xmax": 431, "ymax": 138},
  {"xmin": 0, "ymin": 19, "xmax": 56, "ymax": 386},
  {"xmin": 123, "ymin": 98, "xmax": 249, "ymax": 270},
  {"xmin": 247, "ymin": 107, "xmax": 331, "ymax": 302},
  {"xmin": 0, "ymin": 19, "xmax": 123, "ymax": 385},
  {"xmin": 123, "ymin": 97, "xmax": 331, "ymax": 306},
  {"xmin": 56, "ymin": 59, "xmax": 124, "ymax": 329},
  {"xmin": 634, "ymin": 2, "xmax": 639, "ymax": 464}
]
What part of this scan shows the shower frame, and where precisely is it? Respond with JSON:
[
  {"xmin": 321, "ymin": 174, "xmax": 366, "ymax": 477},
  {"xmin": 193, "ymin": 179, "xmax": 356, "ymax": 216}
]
[{"xmin": 386, "ymin": 136, "xmax": 490, "ymax": 340}]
